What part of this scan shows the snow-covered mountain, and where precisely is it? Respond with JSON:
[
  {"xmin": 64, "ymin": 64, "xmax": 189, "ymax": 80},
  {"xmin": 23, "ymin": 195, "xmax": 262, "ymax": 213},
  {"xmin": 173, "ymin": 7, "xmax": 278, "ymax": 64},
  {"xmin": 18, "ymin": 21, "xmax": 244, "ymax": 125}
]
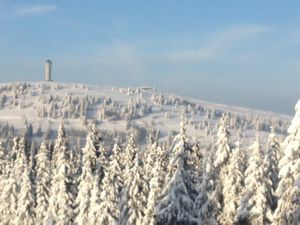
[{"xmin": 0, "ymin": 81, "xmax": 290, "ymax": 147}]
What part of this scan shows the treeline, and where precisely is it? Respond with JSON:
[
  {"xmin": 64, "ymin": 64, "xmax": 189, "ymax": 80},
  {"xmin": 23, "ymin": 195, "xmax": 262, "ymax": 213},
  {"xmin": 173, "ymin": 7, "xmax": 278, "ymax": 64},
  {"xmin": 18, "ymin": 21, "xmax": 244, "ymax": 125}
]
[{"xmin": 0, "ymin": 103, "xmax": 299, "ymax": 225}]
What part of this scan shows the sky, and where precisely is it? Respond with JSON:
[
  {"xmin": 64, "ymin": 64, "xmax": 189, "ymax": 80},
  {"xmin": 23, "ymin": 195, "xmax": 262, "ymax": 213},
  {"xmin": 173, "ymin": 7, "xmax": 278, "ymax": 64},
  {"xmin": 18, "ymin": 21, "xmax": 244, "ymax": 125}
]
[{"xmin": 0, "ymin": 0, "xmax": 300, "ymax": 115}]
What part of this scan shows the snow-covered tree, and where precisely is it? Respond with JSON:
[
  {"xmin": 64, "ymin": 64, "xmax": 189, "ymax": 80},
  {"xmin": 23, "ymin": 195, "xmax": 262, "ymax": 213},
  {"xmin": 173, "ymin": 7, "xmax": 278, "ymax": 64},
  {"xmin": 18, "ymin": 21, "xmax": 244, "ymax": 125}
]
[
  {"xmin": 265, "ymin": 133, "xmax": 281, "ymax": 210},
  {"xmin": 123, "ymin": 131, "xmax": 138, "ymax": 172},
  {"xmin": 120, "ymin": 155, "xmax": 148, "ymax": 225},
  {"xmin": 155, "ymin": 120, "xmax": 198, "ymax": 225},
  {"xmin": 145, "ymin": 145, "xmax": 168, "ymax": 225},
  {"xmin": 97, "ymin": 155, "xmax": 123, "ymax": 225},
  {"xmin": 273, "ymin": 169, "xmax": 299, "ymax": 225},
  {"xmin": 144, "ymin": 132, "xmax": 158, "ymax": 179},
  {"xmin": 51, "ymin": 124, "xmax": 70, "ymax": 168},
  {"xmin": 273, "ymin": 100, "xmax": 300, "ymax": 225},
  {"xmin": 14, "ymin": 165, "xmax": 35, "ymax": 225},
  {"xmin": 236, "ymin": 140, "xmax": 272, "ymax": 225},
  {"xmin": 88, "ymin": 175, "xmax": 102, "ymax": 225},
  {"xmin": 45, "ymin": 125, "xmax": 74, "ymax": 225},
  {"xmin": 0, "ymin": 168, "xmax": 18, "ymax": 224},
  {"xmin": 218, "ymin": 142, "xmax": 245, "ymax": 225},
  {"xmin": 0, "ymin": 140, "xmax": 6, "ymax": 176},
  {"xmin": 75, "ymin": 123, "xmax": 102, "ymax": 225},
  {"xmin": 14, "ymin": 136, "xmax": 28, "ymax": 180},
  {"xmin": 214, "ymin": 114, "xmax": 232, "ymax": 173},
  {"xmin": 195, "ymin": 155, "xmax": 219, "ymax": 225},
  {"xmin": 35, "ymin": 142, "xmax": 51, "ymax": 224}
]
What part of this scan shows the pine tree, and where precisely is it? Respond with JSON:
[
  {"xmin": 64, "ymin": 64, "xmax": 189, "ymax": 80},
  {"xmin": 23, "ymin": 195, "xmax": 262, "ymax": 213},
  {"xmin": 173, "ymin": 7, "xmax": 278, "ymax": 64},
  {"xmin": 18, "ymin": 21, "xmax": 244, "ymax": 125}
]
[
  {"xmin": 35, "ymin": 142, "xmax": 51, "ymax": 224},
  {"xmin": 75, "ymin": 123, "xmax": 101, "ymax": 225},
  {"xmin": 236, "ymin": 140, "xmax": 272, "ymax": 225},
  {"xmin": 273, "ymin": 100, "xmax": 300, "ymax": 225},
  {"xmin": 144, "ymin": 132, "xmax": 158, "ymax": 179},
  {"xmin": 0, "ymin": 140, "xmax": 7, "ymax": 176},
  {"xmin": 145, "ymin": 145, "xmax": 168, "ymax": 225},
  {"xmin": 155, "ymin": 120, "xmax": 198, "ymax": 225},
  {"xmin": 214, "ymin": 115, "xmax": 231, "ymax": 165},
  {"xmin": 120, "ymin": 155, "xmax": 148, "ymax": 225},
  {"xmin": 0, "ymin": 168, "xmax": 18, "ymax": 225},
  {"xmin": 214, "ymin": 114, "xmax": 232, "ymax": 177},
  {"xmin": 218, "ymin": 142, "xmax": 245, "ymax": 225},
  {"xmin": 123, "ymin": 131, "xmax": 138, "ymax": 172},
  {"xmin": 88, "ymin": 175, "xmax": 102, "ymax": 225},
  {"xmin": 97, "ymin": 155, "xmax": 123, "ymax": 225},
  {"xmin": 195, "ymin": 155, "xmax": 219, "ymax": 225},
  {"xmin": 45, "ymin": 125, "xmax": 74, "ymax": 225},
  {"xmin": 14, "ymin": 136, "xmax": 28, "ymax": 181},
  {"xmin": 14, "ymin": 165, "xmax": 35, "ymax": 225},
  {"xmin": 265, "ymin": 133, "xmax": 280, "ymax": 210}
]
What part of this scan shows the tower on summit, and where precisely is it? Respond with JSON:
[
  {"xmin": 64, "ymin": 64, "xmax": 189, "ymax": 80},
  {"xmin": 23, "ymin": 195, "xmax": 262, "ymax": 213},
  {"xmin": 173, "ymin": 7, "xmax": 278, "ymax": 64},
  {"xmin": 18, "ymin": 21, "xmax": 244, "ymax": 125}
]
[{"xmin": 45, "ymin": 59, "xmax": 52, "ymax": 81}]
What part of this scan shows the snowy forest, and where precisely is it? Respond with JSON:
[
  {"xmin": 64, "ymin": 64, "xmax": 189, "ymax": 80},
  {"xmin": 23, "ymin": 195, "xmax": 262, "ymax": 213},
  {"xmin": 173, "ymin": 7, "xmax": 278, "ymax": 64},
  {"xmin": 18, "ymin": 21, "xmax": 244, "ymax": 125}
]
[{"xmin": 0, "ymin": 82, "xmax": 298, "ymax": 225}]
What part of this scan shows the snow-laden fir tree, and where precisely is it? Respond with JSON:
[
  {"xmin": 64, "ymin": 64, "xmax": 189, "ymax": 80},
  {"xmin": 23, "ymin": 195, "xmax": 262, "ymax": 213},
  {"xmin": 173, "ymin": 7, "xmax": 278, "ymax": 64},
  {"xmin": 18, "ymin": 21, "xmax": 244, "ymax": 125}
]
[
  {"xmin": 119, "ymin": 154, "xmax": 148, "ymax": 225},
  {"xmin": 35, "ymin": 142, "xmax": 51, "ymax": 225},
  {"xmin": 119, "ymin": 131, "xmax": 147, "ymax": 225},
  {"xmin": 75, "ymin": 124, "xmax": 100, "ymax": 225},
  {"xmin": 123, "ymin": 131, "xmax": 138, "ymax": 172},
  {"xmin": 29, "ymin": 141, "xmax": 37, "ymax": 180},
  {"xmin": 51, "ymin": 124, "xmax": 70, "ymax": 168},
  {"xmin": 88, "ymin": 174, "xmax": 102, "ymax": 225},
  {"xmin": 45, "ymin": 125, "xmax": 74, "ymax": 225},
  {"xmin": 236, "ymin": 140, "xmax": 272, "ymax": 225},
  {"xmin": 273, "ymin": 100, "xmax": 300, "ymax": 225},
  {"xmin": 212, "ymin": 114, "xmax": 233, "ymax": 221},
  {"xmin": 111, "ymin": 141, "xmax": 124, "ymax": 170},
  {"xmin": 14, "ymin": 164, "xmax": 35, "ymax": 225},
  {"xmin": 14, "ymin": 136, "xmax": 28, "ymax": 181},
  {"xmin": 155, "ymin": 119, "xmax": 198, "ymax": 225},
  {"xmin": 97, "ymin": 148, "xmax": 124, "ymax": 225},
  {"xmin": 0, "ymin": 163, "xmax": 18, "ymax": 225},
  {"xmin": 265, "ymin": 133, "xmax": 281, "ymax": 210},
  {"xmin": 89, "ymin": 142, "xmax": 123, "ymax": 224},
  {"xmin": 272, "ymin": 169, "xmax": 299, "ymax": 225},
  {"xmin": 0, "ymin": 140, "xmax": 6, "ymax": 176},
  {"xmin": 194, "ymin": 155, "xmax": 219, "ymax": 225},
  {"xmin": 218, "ymin": 142, "xmax": 245, "ymax": 225},
  {"xmin": 144, "ymin": 145, "xmax": 168, "ymax": 225},
  {"xmin": 144, "ymin": 131, "xmax": 157, "ymax": 179},
  {"xmin": 10, "ymin": 136, "xmax": 19, "ymax": 164},
  {"xmin": 214, "ymin": 114, "xmax": 232, "ymax": 174}
]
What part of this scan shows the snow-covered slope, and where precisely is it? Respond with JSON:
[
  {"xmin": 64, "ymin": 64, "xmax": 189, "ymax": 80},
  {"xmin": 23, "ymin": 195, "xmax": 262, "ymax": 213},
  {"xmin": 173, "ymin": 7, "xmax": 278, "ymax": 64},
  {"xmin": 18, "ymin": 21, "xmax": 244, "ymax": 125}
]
[{"xmin": 0, "ymin": 81, "xmax": 291, "ymax": 147}]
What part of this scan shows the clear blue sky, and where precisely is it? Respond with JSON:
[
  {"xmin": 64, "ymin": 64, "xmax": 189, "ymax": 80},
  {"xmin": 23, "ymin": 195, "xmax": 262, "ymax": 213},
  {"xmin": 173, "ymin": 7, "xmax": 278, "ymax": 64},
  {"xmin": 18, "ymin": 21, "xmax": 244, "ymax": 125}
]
[{"xmin": 0, "ymin": 0, "xmax": 300, "ymax": 114}]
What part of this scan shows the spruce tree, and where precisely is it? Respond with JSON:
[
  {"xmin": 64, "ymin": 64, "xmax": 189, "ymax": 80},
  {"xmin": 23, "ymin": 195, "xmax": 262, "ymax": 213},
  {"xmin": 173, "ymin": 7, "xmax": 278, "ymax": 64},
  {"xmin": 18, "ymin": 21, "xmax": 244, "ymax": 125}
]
[
  {"xmin": 236, "ymin": 140, "xmax": 272, "ymax": 225},
  {"xmin": 75, "ymin": 123, "xmax": 101, "ymax": 225},
  {"xmin": 14, "ymin": 165, "xmax": 35, "ymax": 225},
  {"xmin": 35, "ymin": 142, "xmax": 51, "ymax": 224},
  {"xmin": 0, "ymin": 167, "xmax": 18, "ymax": 225},
  {"xmin": 273, "ymin": 100, "xmax": 300, "ymax": 225},
  {"xmin": 195, "ymin": 155, "xmax": 219, "ymax": 225},
  {"xmin": 45, "ymin": 125, "xmax": 74, "ymax": 225},
  {"xmin": 97, "ymin": 157, "xmax": 123, "ymax": 225},
  {"xmin": 218, "ymin": 142, "xmax": 245, "ymax": 225},
  {"xmin": 265, "ymin": 133, "xmax": 280, "ymax": 210},
  {"xmin": 155, "ymin": 120, "xmax": 198, "ymax": 225},
  {"xmin": 120, "ymin": 155, "xmax": 148, "ymax": 225},
  {"xmin": 145, "ymin": 145, "xmax": 168, "ymax": 225},
  {"xmin": 88, "ymin": 175, "xmax": 102, "ymax": 224}
]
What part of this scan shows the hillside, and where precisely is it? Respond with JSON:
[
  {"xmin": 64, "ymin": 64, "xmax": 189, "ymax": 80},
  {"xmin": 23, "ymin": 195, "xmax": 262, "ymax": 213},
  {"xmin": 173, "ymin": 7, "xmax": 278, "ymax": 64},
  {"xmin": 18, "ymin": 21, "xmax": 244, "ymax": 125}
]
[{"xmin": 0, "ymin": 81, "xmax": 291, "ymax": 148}]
